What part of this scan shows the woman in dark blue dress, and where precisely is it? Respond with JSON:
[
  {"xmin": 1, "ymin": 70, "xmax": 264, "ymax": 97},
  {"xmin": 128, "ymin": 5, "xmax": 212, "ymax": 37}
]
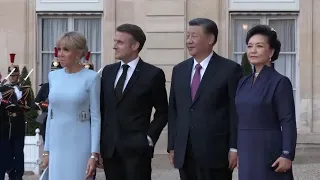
[{"xmin": 235, "ymin": 25, "xmax": 297, "ymax": 180}]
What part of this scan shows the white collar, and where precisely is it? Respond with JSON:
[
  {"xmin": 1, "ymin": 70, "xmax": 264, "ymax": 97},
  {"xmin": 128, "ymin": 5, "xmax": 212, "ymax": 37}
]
[
  {"xmin": 120, "ymin": 56, "xmax": 140, "ymax": 69},
  {"xmin": 192, "ymin": 52, "xmax": 213, "ymax": 70}
]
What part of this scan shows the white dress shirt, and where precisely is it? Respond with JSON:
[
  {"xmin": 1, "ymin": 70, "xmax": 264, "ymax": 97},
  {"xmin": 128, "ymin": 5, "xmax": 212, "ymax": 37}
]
[
  {"xmin": 190, "ymin": 52, "xmax": 213, "ymax": 84},
  {"xmin": 191, "ymin": 52, "xmax": 237, "ymax": 153},
  {"xmin": 114, "ymin": 56, "xmax": 140, "ymax": 90},
  {"xmin": 114, "ymin": 57, "xmax": 154, "ymax": 147}
]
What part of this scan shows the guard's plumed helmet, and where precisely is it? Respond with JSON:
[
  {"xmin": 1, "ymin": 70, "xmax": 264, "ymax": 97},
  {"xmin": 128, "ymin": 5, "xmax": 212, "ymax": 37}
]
[
  {"xmin": 51, "ymin": 47, "xmax": 62, "ymax": 71},
  {"xmin": 7, "ymin": 53, "xmax": 20, "ymax": 76},
  {"xmin": 83, "ymin": 51, "xmax": 94, "ymax": 70}
]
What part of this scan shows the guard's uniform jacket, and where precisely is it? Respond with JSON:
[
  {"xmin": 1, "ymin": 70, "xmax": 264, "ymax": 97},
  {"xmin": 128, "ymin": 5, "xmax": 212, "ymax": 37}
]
[
  {"xmin": 0, "ymin": 84, "xmax": 27, "ymax": 139},
  {"xmin": 0, "ymin": 84, "xmax": 31, "ymax": 180},
  {"xmin": 34, "ymin": 83, "xmax": 49, "ymax": 113},
  {"xmin": 0, "ymin": 85, "xmax": 14, "ymax": 180},
  {"xmin": 34, "ymin": 83, "xmax": 49, "ymax": 142}
]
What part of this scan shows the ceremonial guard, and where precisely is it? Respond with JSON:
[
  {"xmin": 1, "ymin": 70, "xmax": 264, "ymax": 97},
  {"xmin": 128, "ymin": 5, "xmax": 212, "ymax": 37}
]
[
  {"xmin": 83, "ymin": 52, "xmax": 103, "ymax": 75},
  {"xmin": 83, "ymin": 51, "xmax": 94, "ymax": 70},
  {"xmin": 34, "ymin": 47, "xmax": 62, "ymax": 143},
  {"xmin": 0, "ymin": 53, "xmax": 33, "ymax": 180}
]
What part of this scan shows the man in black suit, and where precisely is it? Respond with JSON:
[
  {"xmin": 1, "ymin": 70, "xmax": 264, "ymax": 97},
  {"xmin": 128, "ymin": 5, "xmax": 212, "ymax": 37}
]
[
  {"xmin": 100, "ymin": 24, "xmax": 168, "ymax": 180},
  {"xmin": 167, "ymin": 18, "xmax": 243, "ymax": 180}
]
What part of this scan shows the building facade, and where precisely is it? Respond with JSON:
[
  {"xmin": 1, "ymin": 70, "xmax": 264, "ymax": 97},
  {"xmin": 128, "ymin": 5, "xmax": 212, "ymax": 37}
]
[{"xmin": 0, "ymin": 0, "xmax": 319, "ymax": 152}]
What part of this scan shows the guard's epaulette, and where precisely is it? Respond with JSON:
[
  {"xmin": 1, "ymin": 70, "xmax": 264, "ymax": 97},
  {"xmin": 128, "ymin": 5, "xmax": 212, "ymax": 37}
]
[
  {"xmin": 2, "ymin": 88, "xmax": 14, "ymax": 100},
  {"xmin": 21, "ymin": 85, "xmax": 32, "ymax": 100},
  {"xmin": 21, "ymin": 87, "xmax": 31, "ymax": 99},
  {"xmin": 21, "ymin": 85, "xmax": 31, "ymax": 88}
]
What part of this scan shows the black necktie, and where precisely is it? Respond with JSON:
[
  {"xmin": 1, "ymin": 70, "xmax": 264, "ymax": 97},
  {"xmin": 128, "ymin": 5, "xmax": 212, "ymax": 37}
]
[{"xmin": 115, "ymin": 64, "xmax": 129, "ymax": 99}]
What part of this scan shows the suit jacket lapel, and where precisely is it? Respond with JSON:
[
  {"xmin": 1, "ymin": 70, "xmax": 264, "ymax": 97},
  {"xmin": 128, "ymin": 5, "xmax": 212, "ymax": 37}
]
[
  {"xmin": 191, "ymin": 52, "xmax": 220, "ymax": 105},
  {"xmin": 182, "ymin": 58, "xmax": 194, "ymax": 105},
  {"xmin": 117, "ymin": 59, "xmax": 143, "ymax": 104}
]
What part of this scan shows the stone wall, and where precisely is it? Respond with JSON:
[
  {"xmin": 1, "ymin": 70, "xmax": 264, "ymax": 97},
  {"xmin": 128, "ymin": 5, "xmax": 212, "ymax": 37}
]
[{"xmin": 0, "ymin": 0, "xmax": 36, "ymax": 90}]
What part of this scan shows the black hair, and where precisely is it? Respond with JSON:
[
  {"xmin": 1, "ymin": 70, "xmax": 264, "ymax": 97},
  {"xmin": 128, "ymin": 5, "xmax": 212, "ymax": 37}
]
[
  {"xmin": 246, "ymin": 25, "xmax": 281, "ymax": 61},
  {"xmin": 189, "ymin": 18, "xmax": 218, "ymax": 45},
  {"xmin": 116, "ymin": 24, "xmax": 146, "ymax": 52}
]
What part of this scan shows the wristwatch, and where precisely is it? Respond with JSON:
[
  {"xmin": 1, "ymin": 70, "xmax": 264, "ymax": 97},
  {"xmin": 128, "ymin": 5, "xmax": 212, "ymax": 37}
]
[
  {"xmin": 282, "ymin": 150, "xmax": 290, "ymax": 156},
  {"xmin": 281, "ymin": 150, "xmax": 291, "ymax": 159},
  {"xmin": 90, "ymin": 155, "xmax": 98, "ymax": 162}
]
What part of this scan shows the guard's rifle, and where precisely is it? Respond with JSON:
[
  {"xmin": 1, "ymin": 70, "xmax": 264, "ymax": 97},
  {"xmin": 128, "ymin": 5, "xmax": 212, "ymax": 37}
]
[
  {"xmin": 0, "ymin": 68, "xmax": 16, "ymax": 106},
  {"xmin": 0, "ymin": 68, "xmax": 16, "ymax": 86},
  {"xmin": 17, "ymin": 69, "xmax": 34, "ymax": 110},
  {"xmin": 18, "ymin": 69, "xmax": 34, "ymax": 89}
]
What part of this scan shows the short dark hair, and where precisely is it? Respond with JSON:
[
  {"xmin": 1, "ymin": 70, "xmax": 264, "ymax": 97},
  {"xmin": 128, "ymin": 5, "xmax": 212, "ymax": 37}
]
[
  {"xmin": 116, "ymin": 24, "xmax": 146, "ymax": 52},
  {"xmin": 189, "ymin": 18, "xmax": 219, "ymax": 45},
  {"xmin": 246, "ymin": 25, "xmax": 281, "ymax": 62}
]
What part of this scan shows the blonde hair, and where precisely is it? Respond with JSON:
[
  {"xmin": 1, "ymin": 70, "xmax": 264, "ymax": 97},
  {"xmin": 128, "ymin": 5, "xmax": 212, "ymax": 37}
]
[{"xmin": 56, "ymin": 31, "xmax": 88, "ymax": 59}]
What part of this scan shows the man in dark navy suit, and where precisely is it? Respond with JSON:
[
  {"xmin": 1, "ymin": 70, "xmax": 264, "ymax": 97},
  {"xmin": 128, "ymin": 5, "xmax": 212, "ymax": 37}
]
[{"xmin": 167, "ymin": 18, "xmax": 243, "ymax": 180}]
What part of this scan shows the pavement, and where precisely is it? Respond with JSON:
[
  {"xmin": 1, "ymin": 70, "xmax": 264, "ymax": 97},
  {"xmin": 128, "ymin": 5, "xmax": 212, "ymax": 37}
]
[{"xmin": 5, "ymin": 146, "xmax": 320, "ymax": 180}]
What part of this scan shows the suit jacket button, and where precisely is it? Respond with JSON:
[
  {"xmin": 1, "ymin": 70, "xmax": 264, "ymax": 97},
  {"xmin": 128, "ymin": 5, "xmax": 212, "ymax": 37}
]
[{"xmin": 190, "ymin": 108, "xmax": 193, "ymax": 111}]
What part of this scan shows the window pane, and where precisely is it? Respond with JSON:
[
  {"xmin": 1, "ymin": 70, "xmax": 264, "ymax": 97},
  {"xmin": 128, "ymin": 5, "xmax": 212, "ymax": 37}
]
[
  {"xmin": 42, "ymin": 53, "xmax": 54, "ymax": 83},
  {"xmin": 233, "ymin": 19, "xmax": 260, "ymax": 53},
  {"xmin": 269, "ymin": 19, "xmax": 296, "ymax": 100},
  {"xmin": 90, "ymin": 53, "xmax": 101, "ymax": 71},
  {"xmin": 274, "ymin": 54, "xmax": 296, "ymax": 89},
  {"xmin": 42, "ymin": 18, "xmax": 68, "ymax": 51},
  {"xmin": 42, "ymin": 18, "xmax": 68, "ymax": 83},
  {"xmin": 234, "ymin": 54, "xmax": 244, "ymax": 65},
  {"xmin": 74, "ymin": 18, "xmax": 102, "ymax": 70},
  {"xmin": 268, "ymin": 19, "xmax": 295, "ymax": 52}
]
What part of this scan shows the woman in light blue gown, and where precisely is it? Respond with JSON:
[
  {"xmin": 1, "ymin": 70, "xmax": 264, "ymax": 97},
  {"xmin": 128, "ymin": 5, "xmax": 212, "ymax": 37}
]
[{"xmin": 41, "ymin": 31, "xmax": 101, "ymax": 180}]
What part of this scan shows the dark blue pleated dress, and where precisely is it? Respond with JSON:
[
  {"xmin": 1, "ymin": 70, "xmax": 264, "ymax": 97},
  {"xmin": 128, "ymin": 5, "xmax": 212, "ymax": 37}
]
[{"xmin": 235, "ymin": 65, "xmax": 297, "ymax": 180}]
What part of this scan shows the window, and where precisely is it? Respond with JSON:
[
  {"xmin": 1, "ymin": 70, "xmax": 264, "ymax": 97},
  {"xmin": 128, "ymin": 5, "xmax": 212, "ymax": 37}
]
[
  {"xmin": 230, "ymin": 14, "xmax": 298, "ymax": 100},
  {"xmin": 37, "ymin": 15, "xmax": 102, "ymax": 85}
]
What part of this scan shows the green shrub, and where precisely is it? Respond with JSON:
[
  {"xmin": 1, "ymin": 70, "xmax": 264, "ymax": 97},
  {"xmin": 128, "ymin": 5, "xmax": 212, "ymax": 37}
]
[
  {"xmin": 241, "ymin": 52, "xmax": 253, "ymax": 76},
  {"xmin": 19, "ymin": 66, "xmax": 40, "ymax": 136}
]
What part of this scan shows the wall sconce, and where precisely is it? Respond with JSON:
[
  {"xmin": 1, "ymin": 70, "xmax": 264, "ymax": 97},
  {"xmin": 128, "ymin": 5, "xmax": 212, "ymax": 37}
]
[{"xmin": 242, "ymin": 24, "xmax": 248, "ymax": 30}]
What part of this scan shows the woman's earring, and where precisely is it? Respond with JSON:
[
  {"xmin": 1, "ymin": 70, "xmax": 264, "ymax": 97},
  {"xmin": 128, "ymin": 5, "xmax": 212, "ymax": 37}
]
[{"xmin": 269, "ymin": 58, "xmax": 272, "ymax": 62}]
